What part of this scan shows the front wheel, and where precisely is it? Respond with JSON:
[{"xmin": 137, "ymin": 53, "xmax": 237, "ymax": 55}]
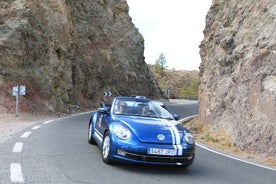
[{"xmin": 102, "ymin": 131, "xmax": 113, "ymax": 164}]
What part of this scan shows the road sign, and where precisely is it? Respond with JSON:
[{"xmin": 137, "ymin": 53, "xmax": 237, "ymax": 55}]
[
  {"xmin": 19, "ymin": 85, "xmax": 26, "ymax": 95},
  {"xmin": 12, "ymin": 86, "xmax": 18, "ymax": 96},
  {"xmin": 103, "ymin": 91, "xmax": 112, "ymax": 104},
  {"xmin": 103, "ymin": 91, "xmax": 112, "ymax": 97},
  {"xmin": 12, "ymin": 85, "xmax": 26, "ymax": 117},
  {"xmin": 164, "ymin": 89, "xmax": 171, "ymax": 95},
  {"xmin": 12, "ymin": 85, "xmax": 26, "ymax": 96},
  {"xmin": 163, "ymin": 89, "xmax": 171, "ymax": 99}
]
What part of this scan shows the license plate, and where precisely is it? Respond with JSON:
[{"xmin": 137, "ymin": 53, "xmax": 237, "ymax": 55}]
[{"xmin": 148, "ymin": 148, "xmax": 176, "ymax": 156}]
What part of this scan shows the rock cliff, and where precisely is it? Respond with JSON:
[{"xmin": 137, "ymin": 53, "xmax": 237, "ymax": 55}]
[
  {"xmin": 199, "ymin": 0, "xmax": 276, "ymax": 157},
  {"xmin": 0, "ymin": 0, "xmax": 162, "ymax": 113}
]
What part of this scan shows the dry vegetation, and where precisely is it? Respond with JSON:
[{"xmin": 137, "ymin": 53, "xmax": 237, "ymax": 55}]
[
  {"xmin": 183, "ymin": 117, "xmax": 276, "ymax": 168},
  {"xmin": 149, "ymin": 65, "xmax": 199, "ymax": 99}
]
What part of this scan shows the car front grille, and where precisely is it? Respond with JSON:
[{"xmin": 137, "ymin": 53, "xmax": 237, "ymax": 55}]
[{"xmin": 120, "ymin": 150, "xmax": 194, "ymax": 163}]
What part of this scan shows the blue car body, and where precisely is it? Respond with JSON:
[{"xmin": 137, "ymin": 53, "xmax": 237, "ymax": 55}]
[{"xmin": 88, "ymin": 96, "xmax": 195, "ymax": 167}]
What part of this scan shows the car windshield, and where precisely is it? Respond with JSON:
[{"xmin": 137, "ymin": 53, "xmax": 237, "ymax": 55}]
[{"xmin": 113, "ymin": 98, "xmax": 174, "ymax": 120}]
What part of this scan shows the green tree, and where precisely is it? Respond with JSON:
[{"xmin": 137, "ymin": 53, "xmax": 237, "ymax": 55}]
[
  {"xmin": 158, "ymin": 53, "xmax": 166, "ymax": 78},
  {"xmin": 152, "ymin": 53, "xmax": 167, "ymax": 78},
  {"xmin": 154, "ymin": 59, "xmax": 162, "ymax": 73}
]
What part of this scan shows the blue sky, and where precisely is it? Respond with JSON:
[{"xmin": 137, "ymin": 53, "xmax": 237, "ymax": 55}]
[{"xmin": 127, "ymin": 0, "xmax": 212, "ymax": 71}]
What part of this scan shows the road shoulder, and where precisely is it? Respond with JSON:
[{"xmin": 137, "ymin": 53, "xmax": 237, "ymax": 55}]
[{"xmin": 0, "ymin": 113, "xmax": 55, "ymax": 145}]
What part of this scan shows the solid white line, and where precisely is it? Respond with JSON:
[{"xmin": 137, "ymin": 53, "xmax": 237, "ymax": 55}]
[
  {"xmin": 20, "ymin": 131, "xmax": 32, "ymax": 138},
  {"xmin": 12, "ymin": 142, "xmax": 23, "ymax": 153},
  {"xmin": 179, "ymin": 114, "xmax": 198, "ymax": 124},
  {"xmin": 10, "ymin": 163, "xmax": 24, "ymax": 183},
  {"xmin": 180, "ymin": 116, "xmax": 276, "ymax": 171},
  {"xmin": 196, "ymin": 143, "xmax": 276, "ymax": 171},
  {"xmin": 32, "ymin": 125, "xmax": 40, "ymax": 130}
]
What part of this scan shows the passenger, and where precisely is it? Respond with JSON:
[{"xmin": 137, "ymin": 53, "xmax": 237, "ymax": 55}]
[{"xmin": 141, "ymin": 105, "xmax": 150, "ymax": 116}]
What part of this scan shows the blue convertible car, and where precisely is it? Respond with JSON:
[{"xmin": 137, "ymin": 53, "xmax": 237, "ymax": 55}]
[{"xmin": 88, "ymin": 96, "xmax": 195, "ymax": 168}]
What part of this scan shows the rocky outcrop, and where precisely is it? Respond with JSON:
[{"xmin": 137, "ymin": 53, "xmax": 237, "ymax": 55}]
[
  {"xmin": 149, "ymin": 65, "xmax": 199, "ymax": 99},
  {"xmin": 0, "ymin": 0, "xmax": 162, "ymax": 113},
  {"xmin": 199, "ymin": 0, "xmax": 276, "ymax": 157}
]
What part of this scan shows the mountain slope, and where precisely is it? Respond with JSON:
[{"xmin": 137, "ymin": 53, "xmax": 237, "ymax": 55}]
[{"xmin": 0, "ymin": 0, "xmax": 162, "ymax": 114}]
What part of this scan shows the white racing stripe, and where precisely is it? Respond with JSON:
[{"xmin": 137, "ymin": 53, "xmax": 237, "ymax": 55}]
[
  {"xmin": 170, "ymin": 123, "xmax": 183, "ymax": 155},
  {"xmin": 12, "ymin": 142, "xmax": 23, "ymax": 153},
  {"xmin": 94, "ymin": 129, "xmax": 103, "ymax": 142},
  {"xmin": 165, "ymin": 120, "xmax": 183, "ymax": 155},
  {"xmin": 10, "ymin": 163, "xmax": 24, "ymax": 183},
  {"xmin": 176, "ymin": 144, "xmax": 183, "ymax": 155},
  {"xmin": 168, "ymin": 126, "xmax": 175, "ymax": 145}
]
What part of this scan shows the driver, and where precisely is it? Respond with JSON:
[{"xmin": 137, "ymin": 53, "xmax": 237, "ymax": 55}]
[{"xmin": 117, "ymin": 101, "xmax": 127, "ymax": 114}]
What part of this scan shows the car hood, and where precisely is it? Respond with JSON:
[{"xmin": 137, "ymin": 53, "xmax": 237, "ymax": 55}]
[{"xmin": 116, "ymin": 116, "xmax": 185, "ymax": 144}]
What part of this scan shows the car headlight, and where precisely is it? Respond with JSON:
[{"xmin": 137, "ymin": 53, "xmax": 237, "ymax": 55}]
[
  {"xmin": 184, "ymin": 133, "xmax": 195, "ymax": 144},
  {"xmin": 113, "ymin": 125, "xmax": 131, "ymax": 140}
]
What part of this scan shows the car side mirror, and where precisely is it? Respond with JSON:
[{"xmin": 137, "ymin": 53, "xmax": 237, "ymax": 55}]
[
  {"xmin": 98, "ymin": 107, "xmax": 110, "ymax": 114},
  {"xmin": 173, "ymin": 114, "xmax": 180, "ymax": 120}
]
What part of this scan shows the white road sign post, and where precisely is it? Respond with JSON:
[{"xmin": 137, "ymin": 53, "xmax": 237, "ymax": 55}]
[
  {"xmin": 12, "ymin": 85, "xmax": 26, "ymax": 117},
  {"xmin": 164, "ymin": 89, "xmax": 171, "ymax": 99}
]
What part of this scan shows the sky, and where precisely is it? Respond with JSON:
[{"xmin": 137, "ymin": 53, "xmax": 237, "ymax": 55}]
[{"xmin": 126, "ymin": 0, "xmax": 212, "ymax": 71}]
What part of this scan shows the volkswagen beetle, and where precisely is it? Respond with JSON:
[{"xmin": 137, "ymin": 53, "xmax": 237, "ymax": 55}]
[{"xmin": 88, "ymin": 96, "xmax": 195, "ymax": 168}]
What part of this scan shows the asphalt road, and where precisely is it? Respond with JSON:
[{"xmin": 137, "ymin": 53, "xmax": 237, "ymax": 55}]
[{"xmin": 0, "ymin": 101, "xmax": 275, "ymax": 184}]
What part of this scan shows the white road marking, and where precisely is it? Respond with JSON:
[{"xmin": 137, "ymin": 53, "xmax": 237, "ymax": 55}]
[
  {"xmin": 32, "ymin": 125, "xmax": 40, "ymax": 130},
  {"xmin": 10, "ymin": 163, "xmax": 24, "ymax": 183},
  {"xmin": 181, "ymin": 116, "xmax": 276, "ymax": 171},
  {"xmin": 20, "ymin": 131, "xmax": 32, "ymax": 138},
  {"xmin": 8, "ymin": 111, "xmax": 92, "ymax": 184},
  {"xmin": 43, "ymin": 120, "xmax": 54, "ymax": 124},
  {"xmin": 196, "ymin": 143, "xmax": 276, "ymax": 171},
  {"xmin": 12, "ymin": 142, "xmax": 23, "ymax": 153}
]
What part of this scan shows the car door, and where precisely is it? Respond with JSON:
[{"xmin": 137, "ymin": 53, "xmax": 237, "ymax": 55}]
[{"xmin": 94, "ymin": 108, "xmax": 109, "ymax": 139}]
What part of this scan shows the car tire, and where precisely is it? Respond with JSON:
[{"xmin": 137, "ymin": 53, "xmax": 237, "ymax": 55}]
[
  {"xmin": 88, "ymin": 120, "xmax": 96, "ymax": 145},
  {"xmin": 102, "ymin": 131, "xmax": 113, "ymax": 164}
]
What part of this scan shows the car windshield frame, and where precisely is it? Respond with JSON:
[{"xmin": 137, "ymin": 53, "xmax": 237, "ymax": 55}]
[{"xmin": 112, "ymin": 97, "xmax": 175, "ymax": 120}]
